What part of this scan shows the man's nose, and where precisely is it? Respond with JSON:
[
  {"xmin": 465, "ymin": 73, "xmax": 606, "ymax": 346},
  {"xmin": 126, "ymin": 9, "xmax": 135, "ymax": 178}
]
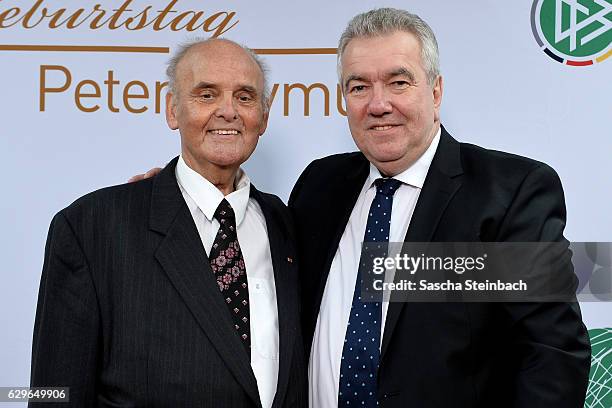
[
  {"xmin": 367, "ymin": 85, "xmax": 392, "ymax": 116},
  {"xmin": 215, "ymin": 91, "xmax": 238, "ymax": 121}
]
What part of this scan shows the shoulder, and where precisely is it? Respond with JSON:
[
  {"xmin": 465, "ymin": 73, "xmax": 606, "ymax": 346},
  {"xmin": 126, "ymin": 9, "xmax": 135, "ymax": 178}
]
[
  {"xmin": 438, "ymin": 126, "xmax": 559, "ymax": 184},
  {"xmin": 301, "ymin": 152, "xmax": 366, "ymax": 178},
  {"xmin": 289, "ymin": 152, "xmax": 366, "ymax": 202},
  {"xmin": 58, "ymin": 178, "xmax": 155, "ymax": 227},
  {"xmin": 460, "ymin": 142, "xmax": 548, "ymax": 172},
  {"xmin": 456, "ymin": 141, "xmax": 562, "ymax": 191}
]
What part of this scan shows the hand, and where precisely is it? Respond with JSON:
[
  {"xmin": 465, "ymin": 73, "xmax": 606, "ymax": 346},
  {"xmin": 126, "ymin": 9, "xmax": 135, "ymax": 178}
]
[{"xmin": 128, "ymin": 167, "xmax": 162, "ymax": 183}]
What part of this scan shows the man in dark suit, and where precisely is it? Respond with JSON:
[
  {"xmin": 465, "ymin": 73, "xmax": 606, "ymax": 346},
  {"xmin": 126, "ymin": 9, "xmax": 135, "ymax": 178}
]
[
  {"xmin": 289, "ymin": 8, "xmax": 591, "ymax": 408},
  {"xmin": 30, "ymin": 39, "xmax": 306, "ymax": 407}
]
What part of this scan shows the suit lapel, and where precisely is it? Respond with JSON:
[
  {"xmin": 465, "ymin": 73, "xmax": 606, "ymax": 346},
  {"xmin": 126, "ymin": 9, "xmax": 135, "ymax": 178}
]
[
  {"xmin": 150, "ymin": 158, "xmax": 261, "ymax": 407},
  {"xmin": 313, "ymin": 158, "xmax": 370, "ymax": 318},
  {"xmin": 250, "ymin": 187, "xmax": 296, "ymax": 408},
  {"xmin": 381, "ymin": 128, "xmax": 464, "ymax": 359}
]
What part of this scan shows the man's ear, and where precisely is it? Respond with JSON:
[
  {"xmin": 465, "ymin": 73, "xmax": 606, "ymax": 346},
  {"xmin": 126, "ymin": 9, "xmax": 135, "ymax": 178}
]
[
  {"xmin": 165, "ymin": 92, "xmax": 178, "ymax": 130},
  {"xmin": 432, "ymin": 75, "xmax": 443, "ymax": 122},
  {"xmin": 258, "ymin": 106, "xmax": 270, "ymax": 137}
]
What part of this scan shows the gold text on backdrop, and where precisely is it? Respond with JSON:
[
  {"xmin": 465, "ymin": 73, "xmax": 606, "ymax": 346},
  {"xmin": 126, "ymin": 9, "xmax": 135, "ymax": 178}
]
[
  {"xmin": 0, "ymin": 0, "xmax": 238, "ymax": 35},
  {"xmin": 39, "ymin": 66, "xmax": 168, "ymax": 114},
  {"xmin": 38, "ymin": 65, "xmax": 348, "ymax": 117}
]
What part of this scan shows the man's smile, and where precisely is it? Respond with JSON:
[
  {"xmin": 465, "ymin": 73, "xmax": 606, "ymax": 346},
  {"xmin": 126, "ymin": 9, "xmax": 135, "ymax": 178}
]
[{"xmin": 208, "ymin": 129, "xmax": 241, "ymax": 135}]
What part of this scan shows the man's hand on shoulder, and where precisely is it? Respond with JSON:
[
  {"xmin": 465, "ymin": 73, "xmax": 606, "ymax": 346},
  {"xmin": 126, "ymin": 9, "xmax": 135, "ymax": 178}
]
[{"xmin": 128, "ymin": 167, "xmax": 162, "ymax": 183}]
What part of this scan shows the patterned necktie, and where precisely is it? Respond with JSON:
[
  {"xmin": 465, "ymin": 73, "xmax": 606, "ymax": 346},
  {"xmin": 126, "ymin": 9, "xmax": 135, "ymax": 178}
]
[
  {"xmin": 209, "ymin": 198, "xmax": 250, "ymax": 356},
  {"xmin": 338, "ymin": 178, "xmax": 402, "ymax": 407}
]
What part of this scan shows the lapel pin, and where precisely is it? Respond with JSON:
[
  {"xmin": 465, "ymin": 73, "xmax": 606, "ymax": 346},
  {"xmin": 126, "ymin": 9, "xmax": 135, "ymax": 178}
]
[{"xmin": 287, "ymin": 257, "xmax": 293, "ymax": 263}]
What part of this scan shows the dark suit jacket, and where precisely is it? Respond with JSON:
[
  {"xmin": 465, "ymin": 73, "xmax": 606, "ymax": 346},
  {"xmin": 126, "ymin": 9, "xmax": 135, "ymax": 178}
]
[
  {"xmin": 30, "ymin": 157, "xmax": 307, "ymax": 408},
  {"xmin": 289, "ymin": 126, "xmax": 591, "ymax": 408}
]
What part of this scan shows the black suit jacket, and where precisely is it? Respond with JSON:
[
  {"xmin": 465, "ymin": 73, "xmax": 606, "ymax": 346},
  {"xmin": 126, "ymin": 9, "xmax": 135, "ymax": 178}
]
[
  {"xmin": 31, "ymin": 157, "xmax": 307, "ymax": 407},
  {"xmin": 289, "ymin": 126, "xmax": 591, "ymax": 408}
]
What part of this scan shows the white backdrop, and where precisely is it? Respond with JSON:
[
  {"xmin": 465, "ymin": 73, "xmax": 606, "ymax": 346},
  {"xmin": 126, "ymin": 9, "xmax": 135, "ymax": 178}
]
[{"xmin": 1, "ymin": 0, "xmax": 610, "ymax": 405}]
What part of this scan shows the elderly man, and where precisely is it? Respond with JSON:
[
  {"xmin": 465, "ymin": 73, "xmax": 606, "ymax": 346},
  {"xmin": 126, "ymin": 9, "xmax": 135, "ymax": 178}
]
[
  {"xmin": 30, "ymin": 39, "xmax": 306, "ymax": 407},
  {"xmin": 289, "ymin": 7, "xmax": 591, "ymax": 408}
]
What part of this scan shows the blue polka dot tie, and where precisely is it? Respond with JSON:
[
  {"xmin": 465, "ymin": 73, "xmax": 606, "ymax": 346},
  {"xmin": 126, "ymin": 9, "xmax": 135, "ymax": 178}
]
[{"xmin": 338, "ymin": 178, "xmax": 402, "ymax": 407}]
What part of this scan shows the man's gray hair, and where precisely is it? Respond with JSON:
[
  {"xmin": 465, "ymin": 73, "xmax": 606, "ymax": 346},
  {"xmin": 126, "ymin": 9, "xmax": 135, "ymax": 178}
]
[
  {"xmin": 337, "ymin": 8, "xmax": 440, "ymax": 87},
  {"xmin": 166, "ymin": 38, "xmax": 271, "ymax": 112}
]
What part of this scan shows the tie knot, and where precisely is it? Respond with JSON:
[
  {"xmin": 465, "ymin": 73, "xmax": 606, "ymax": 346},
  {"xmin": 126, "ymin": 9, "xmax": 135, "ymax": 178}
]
[
  {"xmin": 214, "ymin": 199, "xmax": 235, "ymax": 221},
  {"xmin": 375, "ymin": 178, "xmax": 402, "ymax": 197}
]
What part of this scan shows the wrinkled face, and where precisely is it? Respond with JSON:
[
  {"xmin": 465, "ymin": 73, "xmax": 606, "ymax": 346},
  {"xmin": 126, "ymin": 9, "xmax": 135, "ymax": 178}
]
[
  {"xmin": 341, "ymin": 31, "xmax": 443, "ymax": 176},
  {"xmin": 166, "ymin": 41, "xmax": 268, "ymax": 174}
]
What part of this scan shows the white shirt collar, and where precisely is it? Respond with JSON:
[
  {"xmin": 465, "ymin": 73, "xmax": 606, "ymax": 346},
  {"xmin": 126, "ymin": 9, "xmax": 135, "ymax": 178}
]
[
  {"xmin": 175, "ymin": 155, "xmax": 251, "ymax": 226},
  {"xmin": 366, "ymin": 127, "xmax": 441, "ymax": 189}
]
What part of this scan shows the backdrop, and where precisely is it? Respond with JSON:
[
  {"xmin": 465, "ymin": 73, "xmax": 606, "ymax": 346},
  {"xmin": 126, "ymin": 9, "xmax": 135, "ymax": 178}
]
[{"xmin": 1, "ymin": 1, "xmax": 610, "ymax": 406}]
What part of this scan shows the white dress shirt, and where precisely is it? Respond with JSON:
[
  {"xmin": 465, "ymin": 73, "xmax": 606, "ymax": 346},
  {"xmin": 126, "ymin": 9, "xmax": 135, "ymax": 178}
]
[
  {"xmin": 308, "ymin": 129, "xmax": 441, "ymax": 408},
  {"xmin": 175, "ymin": 156, "xmax": 279, "ymax": 408}
]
